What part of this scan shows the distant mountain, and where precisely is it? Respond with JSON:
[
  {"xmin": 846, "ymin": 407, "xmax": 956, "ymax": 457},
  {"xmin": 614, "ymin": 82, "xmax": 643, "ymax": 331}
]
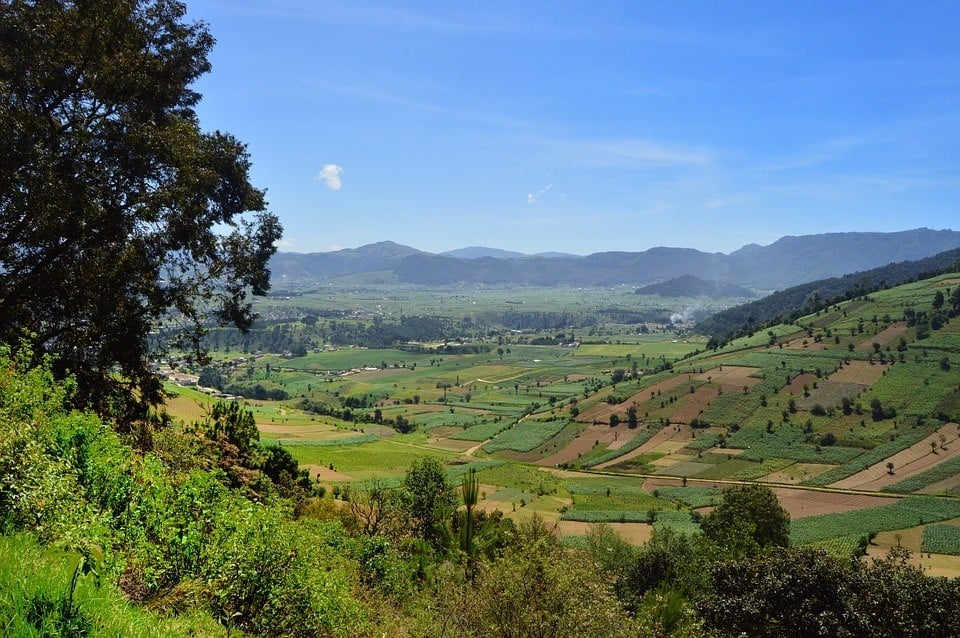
[
  {"xmin": 441, "ymin": 247, "xmax": 528, "ymax": 260},
  {"xmin": 726, "ymin": 229, "xmax": 960, "ymax": 289},
  {"xmin": 697, "ymin": 246, "xmax": 960, "ymax": 342},
  {"xmin": 534, "ymin": 251, "xmax": 581, "ymax": 259},
  {"xmin": 270, "ymin": 241, "xmax": 426, "ymax": 281},
  {"xmin": 268, "ymin": 229, "xmax": 960, "ymax": 291},
  {"xmin": 636, "ymin": 275, "xmax": 755, "ymax": 299},
  {"xmin": 438, "ymin": 247, "xmax": 579, "ymax": 260}
]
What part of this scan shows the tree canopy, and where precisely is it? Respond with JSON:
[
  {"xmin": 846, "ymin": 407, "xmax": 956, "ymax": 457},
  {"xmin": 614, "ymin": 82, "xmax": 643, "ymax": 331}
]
[
  {"xmin": 0, "ymin": 0, "xmax": 281, "ymax": 418},
  {"xmin": 701, "ymin": 483, "xmax": 791, "ymax": 550}
]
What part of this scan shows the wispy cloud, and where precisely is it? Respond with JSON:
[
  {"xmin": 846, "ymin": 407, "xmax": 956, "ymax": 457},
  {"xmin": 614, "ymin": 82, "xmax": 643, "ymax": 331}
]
[
  {"xmin": 540, "ymin": 138, "xmax": 713, "ymax": 168},
  {"xmin": 527, "ymin": 183, "xmax": 553, "ymax": 204},
  {"xmin": 317, "ymin": 164, "xmax": 343, "ymax": 190}
]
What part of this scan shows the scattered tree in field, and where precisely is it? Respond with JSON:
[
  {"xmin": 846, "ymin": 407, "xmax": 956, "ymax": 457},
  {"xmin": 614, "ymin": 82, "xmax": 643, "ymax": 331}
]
[
  {"xmin": 0, "ymin": 0, "xmax": 282, "ymax": 419},
  {"xmin": 933, "ymin": 290, "xmax": 945, "ymax": 310}
]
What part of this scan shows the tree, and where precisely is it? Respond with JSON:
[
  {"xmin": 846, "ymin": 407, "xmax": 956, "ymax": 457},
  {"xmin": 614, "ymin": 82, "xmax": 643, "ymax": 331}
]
[
  {"xmin": 400, "ymin": 457, "xmax": 456, "ymax": 550},
  {"xmin": 445, "ymin": 520, "xmax": 635, "ymax": 638},
  {"xmin": 933, "ymin": 290, "xmax": 945, "ymax": 310},
  {"xmin": 0, "ymin": 1, "xmax": 282, "ymax": 419},
  {"xmin": 701, "ymin": 484, "xmax": 790, "ymax": 550}
]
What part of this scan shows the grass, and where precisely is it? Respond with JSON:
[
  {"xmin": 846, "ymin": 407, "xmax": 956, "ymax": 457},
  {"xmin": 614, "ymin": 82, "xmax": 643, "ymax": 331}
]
[
  {"xmin": 288, "ymin": 439, "xmax": 455, "ymax": 480},
  {"xmin": 0, "ymin": 534, "xmax": 223, "ymax": 636},
  {"xmin": 450, "ymin": 419, "xmax": 511, "ymax": 441}
]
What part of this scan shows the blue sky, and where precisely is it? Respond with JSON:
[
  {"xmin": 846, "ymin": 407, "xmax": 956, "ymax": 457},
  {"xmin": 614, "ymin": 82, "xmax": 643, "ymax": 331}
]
[{"xmin": 186, "ymin": 1, "xmax": 959, "ymax": 256}]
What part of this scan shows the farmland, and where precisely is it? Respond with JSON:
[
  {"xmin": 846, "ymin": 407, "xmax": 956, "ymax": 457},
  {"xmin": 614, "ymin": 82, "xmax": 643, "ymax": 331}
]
[{"xmin": 160, "ymin": 272, "xmax": 960, "ymax": 574}]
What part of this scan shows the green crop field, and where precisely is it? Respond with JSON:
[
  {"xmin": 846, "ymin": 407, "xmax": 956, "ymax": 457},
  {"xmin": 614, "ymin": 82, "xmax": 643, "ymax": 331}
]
[
  {"xmin": 921, "ymin": 524, "xmax": 960, "ymax": 555},
  {"xmin": 792, "ymin": 497, "xmax": 960, "ymax": 545}
]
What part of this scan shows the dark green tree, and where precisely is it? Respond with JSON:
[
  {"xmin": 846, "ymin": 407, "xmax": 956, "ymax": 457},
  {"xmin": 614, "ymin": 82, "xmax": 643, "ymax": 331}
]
[
  {"xmin": 0, "ymin": 0, "xmax": 282, "ymax": 419},
  {"xmin": 400, "ymin": 457, "xmax": 456, "ymax": 550},
  {"xmin": 701, "ymin": 484, "xmax": 790, "ymax": 550}
]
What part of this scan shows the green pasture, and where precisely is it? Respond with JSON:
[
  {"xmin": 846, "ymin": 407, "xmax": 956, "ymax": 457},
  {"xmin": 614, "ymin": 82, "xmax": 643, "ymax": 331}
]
[{"xmin": 288, "ymin": 439, "xmax": 455, "ymax": 480}]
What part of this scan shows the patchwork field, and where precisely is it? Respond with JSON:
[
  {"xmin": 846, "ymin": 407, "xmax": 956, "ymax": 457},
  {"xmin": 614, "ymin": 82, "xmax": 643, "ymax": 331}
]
[{"xmin": 159, "ymin": 273, "xmax": 960, "ymax": 564}]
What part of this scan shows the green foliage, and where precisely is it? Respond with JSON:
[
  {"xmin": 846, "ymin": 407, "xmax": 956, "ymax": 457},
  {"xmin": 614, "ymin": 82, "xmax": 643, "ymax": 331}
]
[
  {"xmin": 561, "ymin": 510, "xmax": 651, "ymax": 523},
  {"xmin": 439, "ymin": 527, "xmax": 636, "ymax": 638},
  {"xmin": 655, "ymin": 486, "xmax": 723, "ymax": 509},
  {"xmin": 0, "ymin": 535, "xmax": 224, "ymax": 636},
  {"xmin": 204, "ymin": 509, "xmax": 366, "ymax": 636},
  {"xmin": 702, "ymin": 484, "xmax": 790, "ymax": 549},
  {"xmin": 699, "ymin": 546, "xmax": 960, "ymax": 638},
  {"xmin": 400, "ymin": 457, "xmax": 457, "ymax": 550},
  {"xmin": 725, "ymin": 424, "xmax": 863, "ymax": 464},
  {"xmin": 0, "ymin": 0, "xmax": 281, "ymax": 418},
  {"xmin": 450, "ymin": 419, "xmax": 512, "ymax": 441}
]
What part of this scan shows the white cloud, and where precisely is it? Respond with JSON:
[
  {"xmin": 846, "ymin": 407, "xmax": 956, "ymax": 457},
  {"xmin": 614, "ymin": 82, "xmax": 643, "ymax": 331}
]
[
  {"xmin": 527, "ymin": 182, "xmax": 553, "ymax": 204},
  {"xmin": 317, "ymin": 164, "xmax": 343, "ymax": 190}
]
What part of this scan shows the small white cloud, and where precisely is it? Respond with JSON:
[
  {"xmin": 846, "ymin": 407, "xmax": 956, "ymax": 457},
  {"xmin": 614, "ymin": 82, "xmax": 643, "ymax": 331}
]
[
  {"xmin": 527, "ymin": 182, "xmax": 553, "ymax": 204},
  {"xmin": 317, "ymin": 164, "xmax": 343, "ymax": 190}
]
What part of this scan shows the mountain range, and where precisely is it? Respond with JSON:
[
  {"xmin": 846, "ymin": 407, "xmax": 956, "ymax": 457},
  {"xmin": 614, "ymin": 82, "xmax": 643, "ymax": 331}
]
[{"xmin": 269, "ymin": 228, "xmax": 960, "ymax": 291}]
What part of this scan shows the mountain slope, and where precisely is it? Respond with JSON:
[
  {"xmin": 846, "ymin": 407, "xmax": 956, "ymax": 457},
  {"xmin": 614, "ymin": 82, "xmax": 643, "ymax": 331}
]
[
  {"xmin": 268, "ymin": 229, "xmax": 960, "ymax": 290},
  {"xmin": 697, "ymin": 246, "xmax": 960, "ymax": 342}
]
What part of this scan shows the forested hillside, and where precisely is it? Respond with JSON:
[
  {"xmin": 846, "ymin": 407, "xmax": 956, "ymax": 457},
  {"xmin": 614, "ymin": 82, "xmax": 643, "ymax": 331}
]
[{"xmin": 698, "ymin": 246, "xmax": 960, "ymax": 343}]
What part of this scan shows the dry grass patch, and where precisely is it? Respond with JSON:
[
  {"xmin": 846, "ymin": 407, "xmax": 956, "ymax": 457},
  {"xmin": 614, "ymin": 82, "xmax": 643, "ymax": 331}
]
[
  {"xmin": 762, "ymin": 463, "xmax": 835, "ymax": 484},
  {"xmin": 829, "ymin": 360, "xmax": 890, "ymax": 385},
  {"xmin": 780, "ymin": 373, "xmax": 818, "ymax": 395},
  {"xmin": 783, "ymin": 336, "xmax": 828, "ymax": 350},
  {"xmin": 773, "ymin": 488, "xmax": 897, "ymax": 520},
  {"xmin": 537, "ymin": 422, "xmax": 630, "ymax": 467},
  {"xmin": 855, "ymin": 322, "xmax": 907, "ymax": 351},
  {"xmin": 693, "ymin": 366, "xmax": 762, "ymax": 388},
  {"xmin": 304, "ymin": 465, "xmax": 355, "ymax": 482},
  {"xmin": 555, "ymin": 521, "xmax": 654, "ymax": 545},
  {"xmin": 866, "ymin": 528, "xmax": 960, "ymax": 578},
  {"xmin": 670, "ymin": 386, "xmax": 718, "ymax": 423}
]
